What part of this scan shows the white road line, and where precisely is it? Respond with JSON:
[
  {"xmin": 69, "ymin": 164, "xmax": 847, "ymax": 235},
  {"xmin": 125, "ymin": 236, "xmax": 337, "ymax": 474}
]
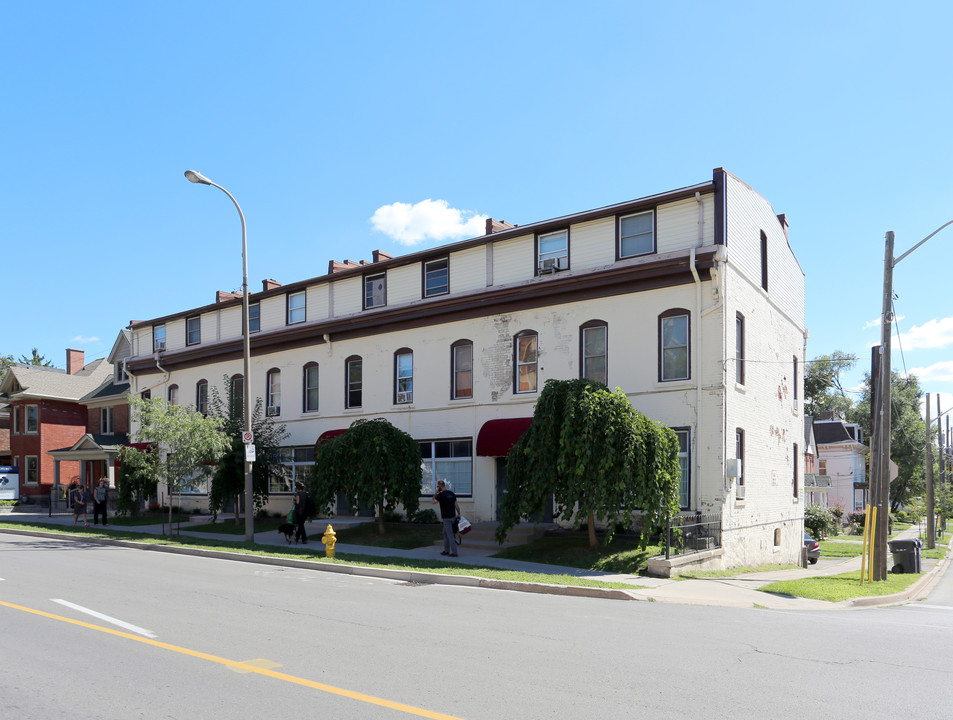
[
  {"xmin": 911, "ymin": 604, "xmax": 953, "ymax": 611},
  {"xmin": 51, "ymin": 599, "xmax": 157, "ymax": 638}
]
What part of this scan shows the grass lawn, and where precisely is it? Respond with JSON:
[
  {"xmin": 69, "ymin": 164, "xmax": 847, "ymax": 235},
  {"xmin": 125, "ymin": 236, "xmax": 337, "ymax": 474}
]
[
  {"xmin": 818, "ymin": 539, "xmax": 865, "ymax": 557},
  {"xmin": 187, "ymin": 517, "xmax": 285, "ymax": 535},
  {"xmin": 0, "ymin": 521, "xmax": 633, "ymax": 590},
  {"xmin": 678, "ymin": 564, "xmax": 801, "ymax": 579},
  {"xmin": 103, "ymin": 513, "xmax": 193, "ymax": 527},
  {"xmin": 492, "ymin": 532, "xmax": 659, "ymax": 574},
  {"xmin": 327, "ymin": 522, "xmax": 443, "ymax": 549},
  {"xmin": 759, "ymin": 570, "xmax": 922, "ymax": 603}
]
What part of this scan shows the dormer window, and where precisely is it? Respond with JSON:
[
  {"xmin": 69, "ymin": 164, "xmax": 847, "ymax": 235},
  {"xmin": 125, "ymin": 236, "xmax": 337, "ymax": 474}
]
[
  {"xmin": 364, "ymin": 273, "xmax": 386, "ymax": 309},
  {"xmin": 537, "ymin": 230, "xmax": 568, "ymax": 274},
  {"xmin": 618, "ymin": 210, "xmax": 654, "ymax": 258},
  {"xmin": 153, "ymin": 325, "xmax": 166, "ymax": 352}
]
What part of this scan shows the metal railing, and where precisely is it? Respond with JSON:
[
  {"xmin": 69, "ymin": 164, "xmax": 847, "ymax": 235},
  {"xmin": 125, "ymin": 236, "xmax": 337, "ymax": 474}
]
[{"xmin": 664, "ymin": 512, "xmax": 722, "ymax": 559}]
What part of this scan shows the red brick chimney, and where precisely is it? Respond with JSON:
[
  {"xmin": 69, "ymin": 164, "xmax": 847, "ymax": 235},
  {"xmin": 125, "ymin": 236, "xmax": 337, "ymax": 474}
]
[
  {"xmin": 486, "ymin": 218, "xmax": 516, "ymax": 235},
  {"xmin": 66, "ymin": 349, "xmax": 85, "ymax": 375},
  {"xmin": 262, "ymin": 279, "xmax": 282, "ymax": 292}
]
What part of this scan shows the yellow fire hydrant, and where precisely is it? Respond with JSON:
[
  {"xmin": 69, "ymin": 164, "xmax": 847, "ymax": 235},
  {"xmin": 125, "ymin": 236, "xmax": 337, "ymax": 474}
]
[{"xmin": 321, "ymin": 524, "xmax": 337, "ymax": 558}]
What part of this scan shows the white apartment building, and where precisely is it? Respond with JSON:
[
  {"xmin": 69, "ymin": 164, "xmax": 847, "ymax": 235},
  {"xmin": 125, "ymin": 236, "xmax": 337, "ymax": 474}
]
[{"xmin": 124, "ymin": 168, "xmax": 806, "ymax": 568}]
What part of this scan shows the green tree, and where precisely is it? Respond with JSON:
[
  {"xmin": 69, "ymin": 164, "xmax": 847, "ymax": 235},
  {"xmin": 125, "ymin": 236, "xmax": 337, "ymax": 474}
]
[
  {"xmin": 125, "ymin": 395, "xmax": 231, "ymax": 533},
  {"xmin": 19, "ymin": 348, "xmax": 54, "ymax": 367},
  {"xmin": 116, "ymin": 444, "xmax": 159, "ymax": 517},
  {"xmin": 309, "ymin": 418, "xmax": 422, "ymax": 535},
  {"xmin": 207, "ymin": 378, "xmax": 290, "ymax": 524},
  {"xmin": 849, "ymin": 371, "xmax": 926, "ymax": 511},
  {"xmin": 496, "ymin": 378, "xmax": 681, "ymax": 549},
  {"xmin": 0, "ymin": 353, "xmax": 14, "ymax": 376},
  {"xmin": 804, "ymin": 351, "xmax": 856, "ymax": 418}
]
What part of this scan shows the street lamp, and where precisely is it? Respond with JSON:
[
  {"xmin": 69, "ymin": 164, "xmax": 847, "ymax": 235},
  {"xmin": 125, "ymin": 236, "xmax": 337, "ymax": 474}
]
[
  {"xmin": 872, "ymin": 219, "xmax": 953, "ymax": 579},
  {"xmin": 185, "ymin": 170, "xmax": 255, "ymax": 543}
]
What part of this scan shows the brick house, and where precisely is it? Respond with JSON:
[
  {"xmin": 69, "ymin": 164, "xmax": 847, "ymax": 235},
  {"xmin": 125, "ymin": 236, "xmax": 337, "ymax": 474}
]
[{"xmin": 0, "ymin": 350, "xmax": 113, "ymax": 502}]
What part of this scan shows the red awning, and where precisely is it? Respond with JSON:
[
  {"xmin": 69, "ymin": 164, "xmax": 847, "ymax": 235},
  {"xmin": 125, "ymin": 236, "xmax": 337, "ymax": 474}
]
[
  {"xmin": 476, "ymin": 418, "xmax": 533, "ymax": 457},
  {"xmin": 316, "ymin": 428, "xmax": 348, "ymax": 444}
]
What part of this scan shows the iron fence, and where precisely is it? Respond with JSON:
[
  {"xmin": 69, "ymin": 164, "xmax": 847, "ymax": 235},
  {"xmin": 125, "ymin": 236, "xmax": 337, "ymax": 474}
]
[{"xmin": 664, "ymin": 512, "xmax": 722, "ymax": 559}]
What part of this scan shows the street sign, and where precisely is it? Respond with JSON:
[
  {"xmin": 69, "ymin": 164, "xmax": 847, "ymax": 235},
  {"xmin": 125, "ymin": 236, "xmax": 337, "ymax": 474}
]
[
  {"xmin": 242, "ymin": 431, "xmax": 254, "ymax": 445},
  {"xmin": 245, "ymin": 444, "xmax": 256, "ymax": 462}
]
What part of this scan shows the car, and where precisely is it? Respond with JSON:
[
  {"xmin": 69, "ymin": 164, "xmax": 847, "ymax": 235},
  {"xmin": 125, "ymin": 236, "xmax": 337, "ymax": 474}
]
[{"xmin": 803, "ymin": 532, "xmax": 820, "ymax": 564}]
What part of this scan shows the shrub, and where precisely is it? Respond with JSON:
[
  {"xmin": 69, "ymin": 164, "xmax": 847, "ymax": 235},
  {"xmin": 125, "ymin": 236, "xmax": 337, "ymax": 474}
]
[
  {"xmin": 383, "ymin": 507, "xmax": 403, "ymax": 523},
  {"xmin": 804, "ymin": 504, "xmax": 837, "ymax": 539},
  {"xmin": 847, "ymin": 511, "xmax": 866, "ymax": 528},
  {"xmin": 411, "ymin": 508, "xmax": 438, "ymax": 524}
]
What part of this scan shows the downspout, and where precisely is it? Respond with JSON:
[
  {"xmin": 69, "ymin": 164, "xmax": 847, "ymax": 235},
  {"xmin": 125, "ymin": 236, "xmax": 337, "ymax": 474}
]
[{"xmin": 690, "ymin": 191, "xmax": 704, "ymax": 512}]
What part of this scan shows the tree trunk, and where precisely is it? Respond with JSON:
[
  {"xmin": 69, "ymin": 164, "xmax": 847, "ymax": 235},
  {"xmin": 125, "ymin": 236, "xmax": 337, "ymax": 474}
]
[
  {"xmin": 378, "ymin": 495, "xmax": 385, "ymax": 535},
  {"xmin": 588, "ymin": 511, "xmax": 597, "ymax": 548},
  {"xmin": 235, "ymin": 493, "xmax": 242, "ymax": 525}
]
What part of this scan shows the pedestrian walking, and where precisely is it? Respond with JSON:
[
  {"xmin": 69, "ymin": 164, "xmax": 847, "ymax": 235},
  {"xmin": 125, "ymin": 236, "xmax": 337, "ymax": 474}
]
[
  {"xmin": 93, "ymin": 477, "xmax": 109, "ymax": 526},
  {"xmin": 432, "ymin": 479, "xmax": 460, "ymax": 557},
  {"xmin": 72, "ymin": 483, "xmax": 89, "ymax": 527},
  {"xmin": 292, "ymin": 483, "xmax": 311, "ymax": 544}
]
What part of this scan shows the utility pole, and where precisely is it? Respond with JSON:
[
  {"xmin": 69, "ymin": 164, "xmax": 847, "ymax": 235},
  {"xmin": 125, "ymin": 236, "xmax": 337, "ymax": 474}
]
[
  {"xmin": 926, "ymin": 394, "xmax": 935, "ymax": 549},
  {"xmin": 869, "ymin": 345, "xmax": 885, "ymax": 578}
]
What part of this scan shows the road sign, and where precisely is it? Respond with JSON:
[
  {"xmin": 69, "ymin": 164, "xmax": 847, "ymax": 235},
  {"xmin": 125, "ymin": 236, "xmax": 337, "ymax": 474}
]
[
  {"xmin": 242, "ymin": 431, "xmax": 254, "ymax": 445},
  {"xmin": 245, "ymin": 444, "xmax": 256, "ymax": 462}
]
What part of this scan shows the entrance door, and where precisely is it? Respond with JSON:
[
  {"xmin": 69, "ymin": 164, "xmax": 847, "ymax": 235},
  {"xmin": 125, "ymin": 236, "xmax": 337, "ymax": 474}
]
[{"xmin": 495, "ymin": 457, "xmax": 552, "ymax": 522}]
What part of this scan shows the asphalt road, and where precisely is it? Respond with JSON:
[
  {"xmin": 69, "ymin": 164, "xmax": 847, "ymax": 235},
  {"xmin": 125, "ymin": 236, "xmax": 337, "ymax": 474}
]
[{"xmin": 1, "ymin": 533, "xmax": 951, "ymax": 719}]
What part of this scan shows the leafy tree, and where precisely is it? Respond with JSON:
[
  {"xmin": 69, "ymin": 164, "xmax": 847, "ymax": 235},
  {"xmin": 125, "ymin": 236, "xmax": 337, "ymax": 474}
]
[
  {"xmin": 124, "ymin": 395, "xmax": 231, "ymax": 533},
  {"xmin": 496, "ymin": 378, "xmax": 681, "ymax": 549},
  {"xmin": 848, "ymin": 370, "xmax": 926, "ymax": 511},
  {"xmin": 804, "ymin": 351, "xmax": 856, "ymax": 418},
  {"xmin": 116, "ymin": 444, "xmax": 159, "ymax": 517},
  {"xmin": 207, "ymin": 378, "xmax": 290, "ymax": 524},
  {"xmin": 19, "ymin": 348, "xmax": 54, "ymax": 367},
  {"xmin": 804, "ymin": 504, "xmax": 837, "ymax": 539},
  {"xmin": 0, "ymin": 353, "xmax": 14, "ymax": 376},
  {"xmin": 309, "ymin": 418, "xmax": 422, "ymax": 535}
]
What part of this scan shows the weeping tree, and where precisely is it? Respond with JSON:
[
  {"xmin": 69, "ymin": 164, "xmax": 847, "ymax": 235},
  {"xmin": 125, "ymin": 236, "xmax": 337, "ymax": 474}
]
[
  {"xmin": 309, "ymin": 418, "xmax": 422, "ymax": 535},
  {"xmin": 496, "ymin": 378, "xmax": 682, "ymax": 548},
  {"xmin": 116, "ymin": 444, "xmax": 159, "ymax": 517},
  {"xmin": 207, "ymin": 378, "xmax": 290, "ymax": 524}
]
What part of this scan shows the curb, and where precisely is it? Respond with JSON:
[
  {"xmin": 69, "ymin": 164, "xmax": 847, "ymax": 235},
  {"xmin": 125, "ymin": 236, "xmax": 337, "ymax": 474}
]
[{"xmin": 0, "ymin": 527, "xmax": 635, "ymax": 602}]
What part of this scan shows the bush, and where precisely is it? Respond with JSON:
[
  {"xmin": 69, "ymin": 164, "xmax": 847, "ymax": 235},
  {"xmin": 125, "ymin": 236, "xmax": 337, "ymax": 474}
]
[
  {"xmin": 847, "ymin": 511, "xmax": 866, "ymax": 528},
  {"xmin": 804, "ymin": 504, "xmax": 837, "ymax": 539},
  {"xmin": 411, "ymin": 508, "xmax": 438, "ymax": 524},
  {"xmin": 383, "ymin": 507, "xmax": 403, "ymax": 523}
]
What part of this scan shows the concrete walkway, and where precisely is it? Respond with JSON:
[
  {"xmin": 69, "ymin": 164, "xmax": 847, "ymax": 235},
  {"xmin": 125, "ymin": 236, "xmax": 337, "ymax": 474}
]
[{"xmin": 1, "ymin": 511, "xmax": 948, "ymax": 610}]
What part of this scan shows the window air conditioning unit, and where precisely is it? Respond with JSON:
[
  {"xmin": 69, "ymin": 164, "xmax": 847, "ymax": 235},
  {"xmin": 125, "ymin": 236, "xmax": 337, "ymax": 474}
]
[
  {"xmin": 266, "ymin": 406, "xmax": 280, "ymax": 417},
  {"xmin": 538, "ymin": 258, "xmax": 557, "ymax": 274},
  {"xmin": 726, "ymin": 458, "xmax": 742, "ymax": 479},
  {"xmin": 396, "ymin": 391, "xmax": 413, "ymax": 404}
]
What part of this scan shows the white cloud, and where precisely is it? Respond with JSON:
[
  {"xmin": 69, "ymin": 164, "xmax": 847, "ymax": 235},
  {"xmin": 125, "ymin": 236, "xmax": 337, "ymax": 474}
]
[
  {"xmin": 71, "ymin": 335, "xmax": 100, "ymax": 344},
  {"xmin": 371, "ymin": 199, "xmax": 488, "ymax": 246},
  {"xmin": 909, "ymin": 360, "xmax": 953, "ymax": 383},
  {"xmin": 896, "ymin": 316, "xmax": 953, "ymax": 350},
  {"xmin": 864, "ymin": 314, "xmax": 905, "ymax": 331}
]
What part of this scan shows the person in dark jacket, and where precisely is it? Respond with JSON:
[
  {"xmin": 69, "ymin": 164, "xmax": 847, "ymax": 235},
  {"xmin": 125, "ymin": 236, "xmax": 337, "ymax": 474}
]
[
  {"xmin": 432, "ymin": 479, "xmax": 460, "ymax": 557},
  {"xmin": 292, "ymin": 483, "xmax": 311, "ymax": 544},
  {"xmin": 93, "ymin": 477, "xmax": 109, "ymax": 526}
]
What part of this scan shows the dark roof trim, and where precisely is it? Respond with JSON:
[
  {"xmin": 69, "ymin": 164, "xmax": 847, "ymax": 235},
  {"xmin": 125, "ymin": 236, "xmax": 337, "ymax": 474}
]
[{"xmin": 127, "ymin": 248, "xmax": 719, "ymax": 375}]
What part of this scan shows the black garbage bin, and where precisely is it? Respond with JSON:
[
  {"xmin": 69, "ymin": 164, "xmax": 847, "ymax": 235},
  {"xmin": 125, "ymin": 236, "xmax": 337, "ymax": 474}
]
[{"xmin": 888, "ymin": 538, "xmax": 922, "ymax": 574}]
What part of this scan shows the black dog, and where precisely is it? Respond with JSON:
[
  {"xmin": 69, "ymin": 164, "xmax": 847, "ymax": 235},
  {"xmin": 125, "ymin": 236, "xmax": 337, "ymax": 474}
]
[{"xmin": 277, "ymin": 523, "xmax": 296, "ymax": 544}]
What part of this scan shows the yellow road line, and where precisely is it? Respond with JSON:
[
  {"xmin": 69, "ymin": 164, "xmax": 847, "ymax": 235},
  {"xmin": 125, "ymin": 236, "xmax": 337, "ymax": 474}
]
[{"xmin": 0, "ymin": 599, "xmax": 464, "ymax": 720}]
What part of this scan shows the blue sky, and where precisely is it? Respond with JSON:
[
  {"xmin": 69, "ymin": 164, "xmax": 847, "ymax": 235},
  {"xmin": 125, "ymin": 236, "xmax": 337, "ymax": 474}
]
[{"xmin": 3, "ymin": 1, "xmax": 951, "ymax": 417}]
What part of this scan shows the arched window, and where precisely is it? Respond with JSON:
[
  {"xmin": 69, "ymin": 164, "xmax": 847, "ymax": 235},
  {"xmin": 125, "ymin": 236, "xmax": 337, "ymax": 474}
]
[
  {"xmin": 303, "ymin": 362, "xmax": 319, "ymax": 413},
  {"xmin": 451, "ymin": 339, "xmax": 473, "ymax": 400},
  {"xmin": 514, "ymin": 330, "xmax": 538, "ymax": 394},
  {"xmin": 266, "ymin": 368, "xmax": 281, "ymax": 416},
  {"xmin": 580, "ymin": 320, "xmax": 607, "ymax": 385},
  {"xmin": 167, "ymin": 384, "xmax": 179, "ymax": 406},
  {"xmin": 394, "ymin": 348, "xmax": 413, "ymax": 404},
  {"xmin": 345, "ymin": 356, "xmax": 362, "ymax": 409},
  {"xmin": 659, "ymin": 309, "xmax": 690, "ymax": 382},
  {"xmin": 195, "ymin": 380, "xmax": 208, "ymax": 415},
  {"xmin": 230, "ymin": 374, "xmax": 244, "ymax": 418}
]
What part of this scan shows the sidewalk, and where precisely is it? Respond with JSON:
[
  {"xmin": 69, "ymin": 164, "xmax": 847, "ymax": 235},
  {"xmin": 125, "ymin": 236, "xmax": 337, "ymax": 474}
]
[{"xmin": 1, "ymin": 511, "xmax": 947, "ymax": 610}]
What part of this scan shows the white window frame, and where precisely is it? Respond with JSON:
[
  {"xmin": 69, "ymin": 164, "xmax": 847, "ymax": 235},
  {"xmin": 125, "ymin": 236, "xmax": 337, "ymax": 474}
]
[
  {"xmin": 266, "ymin": 369, "xmax": 281, "ymax": 415},
  {"xmin": 269, "ymin": 446, "xmax": 314, "ymax": 494},
  {"xmin": 674, "ymin": 428, "xmax": 690, "ymax": 509},
  {"xmin": 419, "ymin": 439, "xmax": 473, "ymax": 497},
  {"xmin": 660, "ymin": 311, "xmax": 690, "ymax": 382},
  {"xmin": 395, "ymin": 351, "xmax": 413, "ymax": 404},
  {"xmin": 153, "ymin": 325, "xmax": 166, "ymax": 352},
  {"xmin": 186, "ymin": 316, "xmax": 201, "ymax": 346},
  {"xmin": 618, "ymin": 210, "xmax": 654, "ymax": 258},
  {"xmin": 364, "ymin": 273, "xmax": 387, "ymax": 309},
  {"xmin": 303, "ymin": 363, "xmax": 319, "ymax": 413},
  {"xmin": 537, "ymin": 230, "xmax": 568, "ymax": 272},
  {"xmin": 100, "ymin": 407, "xmax": 114, "ymax": 434},
  {"xmin": 248, "ymin": 302, "xmax": 261, "ymax": 333},
  {"xmin": 424, "ymin": 258, "xmax": 449, "ymax": 298},
  {"xmin": 515, "ymin": 332, "xmax": 538, "ymax": 394},
  {"xmin": 287, "ymin": 291, "xmax": 306, "ymax": 325},
  {"xmin": 25, "ymin": 404, "xmax": 38, "ymax": 434}
]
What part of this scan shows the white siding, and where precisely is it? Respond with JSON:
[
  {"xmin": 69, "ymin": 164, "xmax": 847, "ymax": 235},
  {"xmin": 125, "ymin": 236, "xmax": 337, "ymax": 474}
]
[
  {"xmin": 332, "ymin": 276, "xmax": 362, "ymax": 317},
  {"xmin": 260, "ymin": 295, "xmax": 286, "ymax": 330},
  {"xmin": 449, "ymin": 245, "xmax": 486, "ymax": 293},
  {"xmin": 657, "ymin": 195, "xmax": 714, "ymax": 253},
  {"xmin": 387, "ymin": 264, "xmax": 420, "ymax": 305},
  {"xmin": 569, "ymin": 217, "xmax": 614, "ymax": 269},
  {"xmin": 307, "ymin": 283, "xmax": 330, "ymax": 321},
  {"xmin": 491, "ymin": 234, "xmax": 534, "ymax": 285}
]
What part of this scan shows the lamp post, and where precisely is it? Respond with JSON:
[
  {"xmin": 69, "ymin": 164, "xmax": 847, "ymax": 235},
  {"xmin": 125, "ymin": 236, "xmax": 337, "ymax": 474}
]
[
  {"xmin": 185, "ymin": 170, "xmax": 255, "ymax": 543},
  {"xmin": 873, "ymin": 219, "xmax": 953, "ymax": 579}
]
